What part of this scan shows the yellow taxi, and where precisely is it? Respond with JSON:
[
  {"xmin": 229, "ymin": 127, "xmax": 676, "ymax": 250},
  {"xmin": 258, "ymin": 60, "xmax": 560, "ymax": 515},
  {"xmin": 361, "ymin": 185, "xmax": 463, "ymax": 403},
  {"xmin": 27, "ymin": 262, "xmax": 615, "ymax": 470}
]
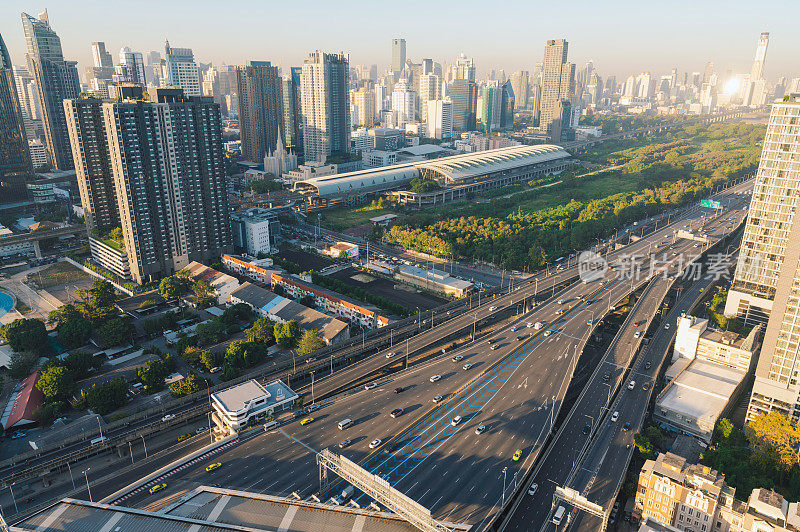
[
  {"xmin": 149, "ymin": 483, "xmax": 167, "ymax": 494},
  {"xmin": 177, "ymin": 433, "xmax": 192, "ymax": 442},
  {"xmin": 205, "ymin": 462, "xmax": 222, "ymax": 472},
  {"xmin": 512, "ymin": 449, "xmax": 522, "ymax": 461},
  {"xmin": 300, "ymin": 417, "xmax": 315, "ymax": 426}
]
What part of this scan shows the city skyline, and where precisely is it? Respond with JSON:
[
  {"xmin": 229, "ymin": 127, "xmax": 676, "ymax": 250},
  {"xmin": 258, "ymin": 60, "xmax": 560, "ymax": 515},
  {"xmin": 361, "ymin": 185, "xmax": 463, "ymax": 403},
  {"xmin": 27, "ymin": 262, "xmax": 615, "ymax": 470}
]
[{"xmin": 0, "ymin": 1, "xmax": 797, "ymax": 81}]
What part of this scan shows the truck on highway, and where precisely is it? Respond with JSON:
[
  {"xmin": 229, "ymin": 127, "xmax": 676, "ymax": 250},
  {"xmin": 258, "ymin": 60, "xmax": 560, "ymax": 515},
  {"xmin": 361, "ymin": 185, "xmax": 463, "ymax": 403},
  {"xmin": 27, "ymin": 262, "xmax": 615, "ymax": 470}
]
[
  {"xmin": 533, "ymin": 321, "xmax": 544, "ymax": 330},
  {"xmin": 553, "ymin": 505, "xmax": 566, "ymax": 525},
  {"xmin": 338, "ymin": 419, "xmax": 353, "ymax": 430}
]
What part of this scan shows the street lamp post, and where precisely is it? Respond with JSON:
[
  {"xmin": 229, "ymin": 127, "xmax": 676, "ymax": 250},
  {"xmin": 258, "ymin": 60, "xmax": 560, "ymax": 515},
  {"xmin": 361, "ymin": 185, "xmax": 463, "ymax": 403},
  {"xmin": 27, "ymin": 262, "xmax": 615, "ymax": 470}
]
[
  {"xmin": 83, "ymin": 468, "xmax": 93, "ymax": 503},
  {"xmin": 141, "ymin": 435, "xmax": 148, "ymax": 458},
  {"xmin": 128, "ymin": 441, "xmax": 134, "ymax": 465},
  {"xmin": 66, "ymin": 461, "xmax": 76, "ymax": 490},
  {"xmin": 8, "ymin": 484, "xmax": 17, "ymax": 513},
  {"xmin": 311, "ymin": 371, "xmax": 315, "ymax": 405},
  {"xmin": 501, "ymin": 467, "xmax": 508, "ymax": 505}
]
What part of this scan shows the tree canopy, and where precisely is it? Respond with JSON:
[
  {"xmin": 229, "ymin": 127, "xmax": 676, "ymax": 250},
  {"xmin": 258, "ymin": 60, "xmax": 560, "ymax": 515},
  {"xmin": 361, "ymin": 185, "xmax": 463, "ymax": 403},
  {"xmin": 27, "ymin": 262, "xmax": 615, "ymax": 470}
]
[
  {"xmin": 297, "ymin": 329, "xmax": 325, "ymax": 356},
  {"xmin": 1, "ymin": 318, "xmax": 48, "ymax": 353}
]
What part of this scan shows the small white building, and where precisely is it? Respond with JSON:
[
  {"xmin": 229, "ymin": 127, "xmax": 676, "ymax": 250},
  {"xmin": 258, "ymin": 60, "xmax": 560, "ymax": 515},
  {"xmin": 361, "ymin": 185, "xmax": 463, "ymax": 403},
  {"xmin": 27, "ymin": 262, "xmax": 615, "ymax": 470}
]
[
  {"xmin": 211, "ymin": 379, "xmax": 297, "ymax": 437},
  {"xmin": 230, "ymin": 207, "xmax": 280, "ymax": 256}
]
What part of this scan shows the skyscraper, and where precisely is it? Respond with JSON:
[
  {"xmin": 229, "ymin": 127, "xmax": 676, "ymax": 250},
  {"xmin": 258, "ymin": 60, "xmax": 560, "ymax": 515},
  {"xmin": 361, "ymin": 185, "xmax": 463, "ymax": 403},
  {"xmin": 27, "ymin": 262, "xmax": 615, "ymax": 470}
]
[
  {"xmin": 63, "ymin": 95, "xmax": 119, "ymax": 234},
  {"xmin": 21, "ymin": 11, "xmax": 80, "ymax": 170},
  {"xmin": 282, "ymin": 68, "xmax": 302, "ymax": 152},
  {"xmin": 539, "ymin": 39, "xmax": 575, "ymax": 142},
  {"xmin": 235, "ymin": 61, "xmax": 282, "ymax": 163},
  {"xmin": 723, "ymin": 95, "xmax": 800, "ymax": 421},
  {"xmin": 509, "ymin": 70, "xmax": 529, "ymax": 111},
  {"xmin": 743, "ymin": 32, "xmax": 770, "ymax": 107},
  {"xmin": 391, "ymin": 78, "xmax": 415, "ymax": 127},
  {"xmin": 418, "ymin": 73, "xmax": 440, "ymax": 120},
  {"xmin": 391, "ymin": 39, "xmax": 406, "ymax": 75},
  {"xmin": 116, "ymin": 47, "xmax": 147, "ymax": 85},
  {"xmin": 102, "ymin": 88, "xmax": 231, "ymax": 283},
  {"xmin": 453, "ymin": 54, "xmax": 476, "ymax": 83},
  {"xmin": 164, "ymin": 40, "xmax": 200, "ymax": 96},
  {"xmin": 450, "ymin": 78, "xmax": 477, "ymax": 131},
  {"xmin": 479, "ymin": 82, "xmax": 501, "ymax": 133},
  {"xmin": 702, "ymin": 62, "xmax": 714, "ymax": 85},
  {"xmin": 351, "ymin": 87, "xmax": 375, "ymax": 128},
  {"xmin": 91, "ymin": 42, "xmax": 113, "ymax": 69},
  {"xmin": 426, "ymin": 99, "xmax": 453, "ymax": 140},
  {"xmin": 0, "ymin": 32, "xmax": 33, "ymax": 204},
  {"xmin": 300, "ymin": 51, "xmax": 350, "ymax": 163}
]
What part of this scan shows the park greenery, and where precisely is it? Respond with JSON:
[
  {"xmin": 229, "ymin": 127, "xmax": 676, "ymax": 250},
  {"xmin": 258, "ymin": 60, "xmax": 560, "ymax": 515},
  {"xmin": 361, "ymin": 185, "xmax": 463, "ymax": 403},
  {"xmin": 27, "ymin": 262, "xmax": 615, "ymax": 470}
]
[
  {"xmin": 376, "ymin": 121, "xmax": 764, "ymax": 270},
  {"xmin": 702, "ymin": 413, "xmax": 800, "ymax": 501},
  {"xmin": 1, "ymin": 318, "xmax": 48, "ymax": 353},
  {"xmin": 249, "ymin": 177, "xmax": 284, "ymax": 194},
  {"xmin": 33, "ymin": 352, "xmax": 106, "ymax": 424},
  {"xmin": 48, "ymin": 280, "xmax": 132, "ymax": 349},
  {"xmin": 168, "ymin": 373, "xmax": 204, "ymax": 398}
]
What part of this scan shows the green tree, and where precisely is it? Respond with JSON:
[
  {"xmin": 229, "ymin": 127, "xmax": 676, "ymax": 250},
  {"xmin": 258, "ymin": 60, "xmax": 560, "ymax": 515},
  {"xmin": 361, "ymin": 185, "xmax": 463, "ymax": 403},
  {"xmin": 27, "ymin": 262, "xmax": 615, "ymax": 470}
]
[
  {"xmin": 716, "ymin": 418, "xmax": 735, "ymax": 440},
  {"xmin": 168, "ymin": 373, "xmax": 204, "ymax": 397},
  {"xmin": 200, "ymin": 350, "xmax": 219, "ymax": 371},
  {"xmin": 159, "ymin": 274, "xmax": 190, "ymax": 300},
  {"xmin": 746, "ymin": 411, "xmax": 800, "ymax": 471},
  {"xmin": 1, "ymin": 318, "xmax": 48, "ymax": 353},
  {"xmin": 8, "ymin": 352, "xmax": 38, "ymax": 379},
  {"xmin": 57, "ymin": 315, "xmax": 93, "ymax": 349},
  {"xmin": 181, "ymin": 345, "xmax": 205, "ymax": 365},
  {"xmin": 98, "ymin": 317, "xmax": 133, "ymax": 347},
  {"xmin": 36, "ymin": 365, "xmax": 74, "ymax": 401},
  {"xmin": 245, "ymin": 317, "xmax": 275, "ymax": 344},
  {"xmin": 137, "ymin": 358, "xmax": 171, "ymax": 392},
  {"xmin": 76, "ymin": 280, "xmax": 117, "ymax": 320},
  {"xmin": 83, "ymin": 378, "xmax": 128, "ymax": 414},
  {"xmin": 633, "ymin": 432, "xmax": 654, "ymax": 459},
  {"xmin": 196, "ymin": 318, "xmax": 226, "ymax": 346},
  {"xmin": 297, "ymin": 329, "xmax": 324, "ymax": 356},
  {"xmin": 274, "ymin": 320, "xmax": 301, "ymax": 349},
  {"xmin": 33, "ymin": 401, "xmax": 65, "ymax": 426},
  {"xmin": 193, "ymin": 280, "xmax": 216, "ymax": 308},
  {"xmin": 64, "ymin": 351, "xmax": 101, "ymax": 380}
]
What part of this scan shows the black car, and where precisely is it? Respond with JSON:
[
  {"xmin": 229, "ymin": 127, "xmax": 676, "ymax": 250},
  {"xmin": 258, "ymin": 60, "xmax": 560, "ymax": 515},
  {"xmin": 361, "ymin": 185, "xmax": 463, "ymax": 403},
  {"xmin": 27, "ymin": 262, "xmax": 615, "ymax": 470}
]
[
  {"xmin": 394, "ymin": 387, "xmax": 404, "ymax": 394},
  {"xmin": 645, "ymin": 361, "xmax": 652, "ymax": 369},
  {"xmin": 603, "ymin": 372, "xmax": 611, "ymax": 381},
  {"xmin": 583, "ymin": 424, "xmax": 591, "ymax": 435},
  {"xmin": 390, "ymin": 408, "xmax": 404, "ymax": 418}
]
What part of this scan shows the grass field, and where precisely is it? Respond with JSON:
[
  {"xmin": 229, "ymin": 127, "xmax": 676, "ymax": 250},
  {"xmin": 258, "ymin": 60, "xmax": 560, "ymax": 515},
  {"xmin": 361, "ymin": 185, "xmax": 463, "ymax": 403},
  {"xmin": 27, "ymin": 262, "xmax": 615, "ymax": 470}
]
[
  {"xmin": 319, "ymin": 204, "xmax": 401, "ymax": 231},
  {"xmin": 33, "ymin": 261, "xmax": 92, "ymax": 289}
]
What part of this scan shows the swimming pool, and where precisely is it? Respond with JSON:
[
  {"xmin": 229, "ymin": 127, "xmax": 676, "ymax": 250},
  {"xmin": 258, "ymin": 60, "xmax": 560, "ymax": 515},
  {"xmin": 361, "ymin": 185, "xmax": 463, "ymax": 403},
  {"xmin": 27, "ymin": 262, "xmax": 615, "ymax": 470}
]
[{"xmin": 0, "ymin": 291, "xmax": 14, "ymax": 318}]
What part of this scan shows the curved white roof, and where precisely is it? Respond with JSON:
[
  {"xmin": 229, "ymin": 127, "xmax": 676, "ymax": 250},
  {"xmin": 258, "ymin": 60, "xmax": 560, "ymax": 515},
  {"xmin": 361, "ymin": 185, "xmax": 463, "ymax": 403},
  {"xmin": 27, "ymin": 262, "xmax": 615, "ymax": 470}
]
[
  {"xmin": 293, "ymin": 144, "xmax": 570, "ymax": 198},
  {"xmin": 294, "ymin": 163, "xmax": 420, "ymax": 198},
  {"xmin": 416, "ymin": 144, "xmax": 569, "ymax": 182}
]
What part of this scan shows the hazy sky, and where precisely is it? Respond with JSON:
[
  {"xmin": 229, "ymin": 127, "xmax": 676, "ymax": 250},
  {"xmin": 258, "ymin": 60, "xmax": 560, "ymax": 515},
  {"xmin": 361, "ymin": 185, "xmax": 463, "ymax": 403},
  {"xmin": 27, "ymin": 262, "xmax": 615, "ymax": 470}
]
[{"xmin": 1, "ymin": 0, "xmax": 797, "ymax": 81}]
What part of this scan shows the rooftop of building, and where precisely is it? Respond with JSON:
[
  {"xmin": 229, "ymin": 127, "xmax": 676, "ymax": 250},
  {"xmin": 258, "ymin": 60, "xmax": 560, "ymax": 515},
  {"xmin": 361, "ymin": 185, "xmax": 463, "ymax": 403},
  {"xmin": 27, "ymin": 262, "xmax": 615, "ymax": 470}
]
[
  {"xmin": 397, "ymin": 265, "xmax": 474, "ymax": 290},
  {"xmin": 231, "ymin": 207, "xmax": 281, "ymax": 222},
  {"xmin": 638, "ymin": 517, "xmax": 682, "ymax": 532},
  {"xmin": 2, "ymin": 370, "xmax": 43, "ymax": 430},
  {"xmin": 183, "ymin": 262, "xmax": 240, "ymax": 290},
  {"xmin": 211, "ymin": 379, "xmax": 295, "ymax": 414},
  {"xmin": 231, "ymin": 282, "xmax": 348, "ymax": 342},
  {"xmin": 271, "ymin": 272, "xmax": 388, "ymax": 320},
  {"xmin": 415, "ymin": 144, "xmax": 569, "ymax": 182},
  {"xmin": 397, "ymin": 144, "xmax": 454, "ymax": 157},
  {"xmin": 657, "ymin": 358, "xmax": 746, "ymax": 427},
  {"xmin": 13, "ymin": 485, "xmax": 470, "ymax": 532}
]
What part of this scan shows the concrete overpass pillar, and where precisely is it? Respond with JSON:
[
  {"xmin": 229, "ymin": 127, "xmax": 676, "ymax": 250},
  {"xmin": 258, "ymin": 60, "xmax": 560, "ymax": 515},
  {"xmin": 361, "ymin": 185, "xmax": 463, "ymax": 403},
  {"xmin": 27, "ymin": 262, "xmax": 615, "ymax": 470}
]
[{"xmin": 33, "ymin": 240, "xmax": 42, "ymax": 259}]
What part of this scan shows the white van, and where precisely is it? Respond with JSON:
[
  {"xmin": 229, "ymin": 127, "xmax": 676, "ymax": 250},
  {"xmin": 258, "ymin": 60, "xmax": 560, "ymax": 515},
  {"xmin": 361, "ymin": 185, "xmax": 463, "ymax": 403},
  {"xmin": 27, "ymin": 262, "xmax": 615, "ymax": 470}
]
[
  {"xmin": 90, "ymin": 436, "xmax": 108, "ymax": 445},
  {"xmin": 338, "ymin": 419, "xmax": 353, "ymax": 430},
  {"xmin": 263, "ymin": 420, "xmax": 278, "ymax": 431},
  {"xmin": 553, "ymin": 505, "xmax": 566, "ymax": 525}
]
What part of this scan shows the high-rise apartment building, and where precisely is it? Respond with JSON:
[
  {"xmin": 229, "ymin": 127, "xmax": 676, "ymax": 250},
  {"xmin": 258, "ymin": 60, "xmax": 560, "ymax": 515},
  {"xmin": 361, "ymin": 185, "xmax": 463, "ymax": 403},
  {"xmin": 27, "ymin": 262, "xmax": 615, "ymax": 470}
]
[
  {"xmin": 539, "ymin": 39, "xmax": 575, "ymax": 142},
  {"xmin": 722, "ymin": 95, "xmax": 800, "ymax": 422},
  {"xmin": 418, "ymin": 73, "xmax": 440, "ymax": 121},
  {"xmin": 102, "ymin": 88, "xmax": 231, "ymax": 283},
  {"xmin": 300, "ymin": 51, "xmax": 350, "ymax": 163},
  {"xmin": 426, "ymin": 99, "xmax": 453, "ymax": 140},
  {"xmin": 351, "ymin": 87, "xmax": 375, "ymax": 128},
  {"xmin": 510, "ymin": 70, "xmax": 529, "ymax": 111},
  {"xmin": 91, "ymin": 42, "xmax": 113, "ymax": 69},
  {"xmin": 164, "ymin": 40, "xmax": 200, "ymax": 96},
  {"xmin": 116, "ymin": 47, "xmax": 147, "ymax": 85},
  {"xmin": 236, "ymin": 61, "xmax": 282, "ymax": 163},
  {"xmin": 391, "ymin": 38, "xmax": 406, "ymax": 75},
  {"xmin": 281, "ymin": 75, "xmax": 301, "ymax": 151},
  {"xmin": 450, "ymin": 78, "xmax": 477, "ymax": 131},
  {"xmin": 0, "ymin": 32, "xmax": 33, "ymax": 205},
  {"xmin": 21, "ymin": 11, "xmax": 80, "ymax": 170},
  {"xmin": 63, "ymin": 95, "xmax": 119, "ymax": 234},
  {"xmin": 391, "ymin": 78, "xmax": 416, "ymax": 127},
  {"xmin": 453, "ymin": 54, "xmax": 476, "ymax": 83},
  {"xmin": 744, "ymin": 32, "xmax": 770, "ymax": 108}
]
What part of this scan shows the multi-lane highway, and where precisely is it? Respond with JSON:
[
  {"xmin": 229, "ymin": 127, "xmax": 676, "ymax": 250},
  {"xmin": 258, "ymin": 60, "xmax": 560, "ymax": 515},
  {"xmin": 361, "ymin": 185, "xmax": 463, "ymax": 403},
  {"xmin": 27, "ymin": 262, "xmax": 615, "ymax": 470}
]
[
  {"xmin": 117, "ymin": 181, "xmax": 753, "ymax": 530},
  {"xmin": 502, "ymin": 186, "xmax": 751, "ymax": 531}
]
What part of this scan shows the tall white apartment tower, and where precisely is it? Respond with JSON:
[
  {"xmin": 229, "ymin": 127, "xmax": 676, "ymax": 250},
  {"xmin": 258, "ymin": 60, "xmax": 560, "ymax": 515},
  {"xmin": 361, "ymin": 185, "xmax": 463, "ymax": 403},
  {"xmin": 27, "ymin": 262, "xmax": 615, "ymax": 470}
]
[
  {"xmin": 164, "ymin": 40, "xmax": 200, "ymax": 96},
  {"xmin": 729, "ymin": 94, "xmax": 800, "ymax": 422},
  {"xmin": 744, "ymin": 32, "xmax": 770, "ymax": 107},
  {"xmin": 426, "ymin": 99, "xmax": 453, "ymax": 140}
]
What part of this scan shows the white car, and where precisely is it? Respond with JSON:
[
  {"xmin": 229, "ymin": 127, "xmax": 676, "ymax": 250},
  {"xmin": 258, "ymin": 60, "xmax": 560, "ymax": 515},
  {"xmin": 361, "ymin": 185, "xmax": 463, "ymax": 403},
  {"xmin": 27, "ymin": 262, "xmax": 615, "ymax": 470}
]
[
  {"xmin": 364, "ymin": 382, "xmax": 378, "ymax": 390},
  {"xmin": 462, "ymin": 363, "xmax": 474, "ymax": 370},
  {"xmin": 430, "ymin": 375, "xmax": 441, "ymax": 382},
  {"xmin": 611, "ymin": 411, "xmax": 619, "ymax": 422},
  {"xmin": 528, "ymin": 483, "xmax": 539, "ymax": 496},
  {"xmin": 451, "ymin": 415, "xmax": 463, "ymax": 427},
  {"xmin": 432, "ymin": 395, "xmax": 443, "ymax": 403},
  {"xmin": 369, "ymin": 439, "xmax": 382, "ymax": 449},
  {"xmin": 489, "ymin": 306, "xmax": 497, "ymax": 311},
  {"xmin": 664, "ymin": 324, "xmax": 670, "ymax": 330},
  {"xmin": 161, "ymin": 414, "xmax": 176, "ymax": 422},
  {"xmin": 628, "ymin": 380, "xmax": 636, "ymax": 390},
  {"xmin": 634, "ymin": 331, "xmax": 641, "ymax": 338},
  {"xmin": 385, "ymin": 352, "xmax": 397, "ymax": 359},
  {"xmin": 543, "ymin": 330, "xmax": 551, "ymax": 337}
]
